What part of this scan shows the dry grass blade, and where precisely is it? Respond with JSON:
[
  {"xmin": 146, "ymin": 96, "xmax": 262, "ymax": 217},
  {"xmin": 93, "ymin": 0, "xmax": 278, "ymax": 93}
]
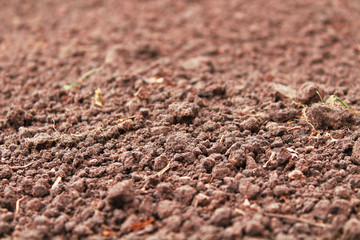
[
  {"xmin": 64, "ymin": 66, "xmax": 103, "ymax": 90},
  {"xmin": 51, "ymin": 177, "xmax": 62, "ymax": 190},
  {"xmin": 219, "ymin": 135, "xmax": 225, "ymax": 144},
  {"xmin": 157, "ymin": 163, "xmax": 171, "ymax": 176},
  {"xmin": 265, "ymin": 213, "xmax": 330, "ymax": 228},
  {"xmin": 9, "ymin": 162, "xmax": 34, "ymax": 170},
  {"xmin": 118, "ymin": 115, "xmax": 136, "ymax": 123}
]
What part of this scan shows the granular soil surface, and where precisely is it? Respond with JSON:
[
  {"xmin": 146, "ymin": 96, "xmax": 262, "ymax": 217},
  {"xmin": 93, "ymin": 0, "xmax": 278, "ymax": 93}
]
[{"xmin": 1, "ymin": 0, "xmax": 360, "ymax": 239}]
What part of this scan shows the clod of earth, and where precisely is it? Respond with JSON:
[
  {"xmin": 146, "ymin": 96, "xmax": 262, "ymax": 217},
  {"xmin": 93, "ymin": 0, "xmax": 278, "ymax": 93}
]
[
  {"xmin": 107, "ymin": 180, "xmax": 135, "ymax": 209},
  {"xmin": 296, "ymin": 82, "xmax": 325, "ymax": 105},
  {"xmin": 305, "ymin": 103, "xmax": 356, "ymax": 130}
]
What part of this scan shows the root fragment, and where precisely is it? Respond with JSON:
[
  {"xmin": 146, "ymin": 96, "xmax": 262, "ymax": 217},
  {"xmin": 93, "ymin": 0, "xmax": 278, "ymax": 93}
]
[
  {"xmin": 14, "ymin": 197, "xmax": 25, "ymax": 221},
  {"xmin": 9, "ymin": 162, "xmax": 34, "ymax": 170},
  {"xmin": 302, "ymin": 107, "xmax": 316, "ymax": 131},
  {"xmin": 263, "ymin": 152, "xmax": 276, "ymax": 168}
]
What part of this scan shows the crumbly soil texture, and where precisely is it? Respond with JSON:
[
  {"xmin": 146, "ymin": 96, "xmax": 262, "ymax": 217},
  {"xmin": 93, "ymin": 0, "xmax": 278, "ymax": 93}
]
[{"xmin": 2, "ymin": 1, "xmax": 360, "ymax": 240}]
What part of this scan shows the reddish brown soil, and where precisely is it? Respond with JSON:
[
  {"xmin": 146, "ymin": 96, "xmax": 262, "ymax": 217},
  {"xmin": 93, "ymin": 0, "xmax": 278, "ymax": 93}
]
[{"xmin": 1, "ymin": 0, "xmax": 360, "ymax": 239}]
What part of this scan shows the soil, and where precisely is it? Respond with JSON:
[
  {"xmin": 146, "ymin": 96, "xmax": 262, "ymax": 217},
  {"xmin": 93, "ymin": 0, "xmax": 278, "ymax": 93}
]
[{"xmin": 1, "ymin": 0, "xmax": 360, "ymax": 239}]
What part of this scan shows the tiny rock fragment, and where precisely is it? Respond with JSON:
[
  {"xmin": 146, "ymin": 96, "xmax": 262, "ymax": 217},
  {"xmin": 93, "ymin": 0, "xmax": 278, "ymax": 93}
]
[
  {"xmin": 273, "ymin": 185, "xmax": 290, "ymax": 197},
  {"xmin": 145, "ymin": 76, "xmax": 176, "ymax": 87},
  {"xmin": 93, "ymin": 88, "xmax": 104, "ymax": 108},
  {"xmin": 296, "ymin": 82, "xmax": 325, "ymax": 105}
]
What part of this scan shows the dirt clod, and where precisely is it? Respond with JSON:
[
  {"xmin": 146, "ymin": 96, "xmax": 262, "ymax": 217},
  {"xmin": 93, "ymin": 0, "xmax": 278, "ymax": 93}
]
[
  {"xmin": 169, "ymin": 102, "xmax": 199, "ymax": 123},
  {"xmin": 245, "ymin": 219, "xmax": 265, "ymax": 236},
  {"xmin": 209, "ymin": 207, "xmax": 232, "ymax": 227},
  {"xmin": 296, "ymin": 82, "xmax": 325, "ymax": 105},
  {"xmin": 107, "ymin": 180, "xmax": 135, "ymax": 209},
  {"xmin": 306, "ymin": 104, "xmax": 355, "ymax": 130},
  {"xmin": 175, "ymin": 185, "xmax": 197, "ymax": 205},
  {"xmin": 343, "ymin": 218, "xmax": 360, "ymax": 240}
]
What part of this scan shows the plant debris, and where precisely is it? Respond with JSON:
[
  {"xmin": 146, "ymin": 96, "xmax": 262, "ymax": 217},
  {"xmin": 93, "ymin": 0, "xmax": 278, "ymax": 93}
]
[
  {"xmin": 129, "ymin": 217, "xmax": 155, "ymax": 232},
  {"xmin": 64, "ymin": 66, "xmax": 102, "ymax": 90},
  {"xmin": 93, "ymin": 88, "xmax": 105, "ymax": 108},
  {"xmin": 118, "ymin": 115, "xmax": 136, "ymax": 123}
]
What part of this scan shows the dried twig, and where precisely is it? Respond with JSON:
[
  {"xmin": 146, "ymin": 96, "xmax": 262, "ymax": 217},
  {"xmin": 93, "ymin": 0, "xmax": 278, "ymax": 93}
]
[
  {"xmin": 14, "ymin": 197, "xmax": 25, "ymax": 221},
  {"xmin": 263, "ymin": 152, "xmax": 276, "ymax": 168},
  {"xmin": 64, "ymin": 66, "xmax": 103, "ymax": 90},
  {"xmin": 51, "ymin": 177, "xmax": 62, "ymax": 190},
  {"xmin": 157, "ymin": 163, "xmax": 171, "ymax": 176},
  {"xmin": 265, "ymin": 213, "xmax": 330, "ymax": 228}
]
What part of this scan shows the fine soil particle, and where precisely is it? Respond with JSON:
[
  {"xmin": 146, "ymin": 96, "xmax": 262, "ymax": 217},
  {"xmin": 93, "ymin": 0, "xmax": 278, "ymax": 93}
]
[{"xmin": 1, "ymin": 0, "xmax": 360, "ymax": 239}]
